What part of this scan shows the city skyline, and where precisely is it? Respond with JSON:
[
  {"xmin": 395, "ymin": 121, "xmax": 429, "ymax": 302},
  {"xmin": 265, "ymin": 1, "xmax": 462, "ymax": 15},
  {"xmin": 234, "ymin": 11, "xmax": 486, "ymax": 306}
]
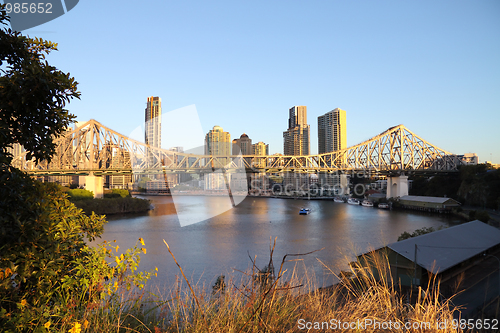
[{"xmin": 21, "ymin": 1, "xmax": 500, "ymax": 163}]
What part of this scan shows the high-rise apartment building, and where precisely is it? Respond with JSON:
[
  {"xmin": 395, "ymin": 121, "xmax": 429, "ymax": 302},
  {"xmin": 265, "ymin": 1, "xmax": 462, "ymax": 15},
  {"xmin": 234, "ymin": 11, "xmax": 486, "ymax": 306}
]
[
  {"xmin": 205, "ymin": 126, "xmax": 231, "ymax": 190},
  {"xmin": 205, "ymin": 126, "xmax": 231, "ymax": 156},
  {"xmin": 318, "ymin": 108, "xmax": 346, "ymax": 154},
  {"xmin": 232, "ymin": 133, "xmax": 252, "ymax": 155},
  {"xmin": 283, "ymin": 106, "xmax": 310, "ymax": 155},
  {"xmin": 252, "ymin": 141, "xmax": 269, "ymax": 156},
  {"xmin": 145, "ymin": 96, "xmax": 161, "ymax": 148}
]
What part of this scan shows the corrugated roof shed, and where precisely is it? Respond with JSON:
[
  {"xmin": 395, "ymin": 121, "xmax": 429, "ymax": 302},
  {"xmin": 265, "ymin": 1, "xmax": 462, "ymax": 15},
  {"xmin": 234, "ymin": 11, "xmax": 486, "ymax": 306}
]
[
  {"xmin": 399, "ymin": 195, "xmax": 460, "ymax": 204},
  {"xmin": 388, "ymin": 221, "xmax": 500, "ymax": 274}
]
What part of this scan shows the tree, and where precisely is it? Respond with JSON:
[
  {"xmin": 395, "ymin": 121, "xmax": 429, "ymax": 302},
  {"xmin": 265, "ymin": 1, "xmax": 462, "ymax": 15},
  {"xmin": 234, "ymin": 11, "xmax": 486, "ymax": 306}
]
[
  {"xmin": 0, "ymin": 6, "xmax": 151, "ymax": 331},
  {"xmin": 0, "ymin": 5, "xmax": 79, "ymax": 164},
  {"xmin": 397, "ymin": 226, "xmax": 441, "ymax": 241}
]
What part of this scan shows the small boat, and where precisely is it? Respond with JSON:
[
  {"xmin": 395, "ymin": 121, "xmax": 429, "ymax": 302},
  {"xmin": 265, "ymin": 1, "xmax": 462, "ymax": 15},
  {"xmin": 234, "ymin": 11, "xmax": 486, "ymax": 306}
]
[
  {"xmin": 347, "ymin": 198, "xmax": 359, "ymax": 205},
  {"xmin": 361, "ymin": 200, "xmax": 374, "ymax": 207},
  {"xmin": 299, "ymin": 208, "xmax": 311, "ymax": 215},
  {"xmin": 378, "ymin": 203, "xmax": 389, "ymax": 209},
  {"xmin": 334, "ymin": 197, "xmax": 344, "ymax": 203}
]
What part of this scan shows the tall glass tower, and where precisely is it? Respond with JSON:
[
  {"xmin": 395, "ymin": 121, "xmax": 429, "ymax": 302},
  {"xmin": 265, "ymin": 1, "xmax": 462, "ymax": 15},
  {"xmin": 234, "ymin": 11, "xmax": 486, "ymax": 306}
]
[{"xmin": 145, "ymin": 96, "xmax": 161, "ymax": 148}]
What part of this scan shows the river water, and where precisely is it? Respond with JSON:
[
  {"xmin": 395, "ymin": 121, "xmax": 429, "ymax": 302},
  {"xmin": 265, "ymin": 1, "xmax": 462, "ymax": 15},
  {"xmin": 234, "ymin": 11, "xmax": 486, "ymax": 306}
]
[{"xmin": 94, "ymin": 195, "xmax": 459, "ymax": 290}]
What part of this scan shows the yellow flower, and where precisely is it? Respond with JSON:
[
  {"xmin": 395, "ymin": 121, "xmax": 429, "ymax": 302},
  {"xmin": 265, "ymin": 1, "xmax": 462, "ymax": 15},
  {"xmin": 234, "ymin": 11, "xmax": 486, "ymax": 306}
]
[
  {"xmin": 115, "ymin": 256, "xmax": 121, "ymax": 265},
  {"xmin": 20, "ymin": 299, "xmax": 27, "ymax": 307},
  {"xmin": 141, "ymin": 248, "xmax": 147, "ymax": 254},
  {"xmin": 115, "ymin": 245, "xmax": 119, "ymax": 252},
  {"xmin": 69, "ymin": 322, "xmax": 81, "ymax": 333},
  {"xmin": 83, "ymin": 320, "xmax": 89, "ymax": 329},
  {"xmin": 139, "ymin": 237, "xmax": 145, "ymax": 246},
  {"xmin": 155, "ymin": 267, "xmax": 158, "ymax": 271},
  {"xmin": 44, "ymin": 321, "xmax": 51, "ymax": 329},
  {"xmin": 5, "ymin": 268, "xmax": 12, "ymax": 276}
]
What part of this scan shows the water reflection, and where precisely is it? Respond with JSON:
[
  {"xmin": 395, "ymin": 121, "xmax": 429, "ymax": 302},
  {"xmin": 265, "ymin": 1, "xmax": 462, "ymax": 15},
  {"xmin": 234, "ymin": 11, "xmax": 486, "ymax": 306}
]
[{"xmin": 99, "ymin": 195, "xmax": 458, "ymax": 289}]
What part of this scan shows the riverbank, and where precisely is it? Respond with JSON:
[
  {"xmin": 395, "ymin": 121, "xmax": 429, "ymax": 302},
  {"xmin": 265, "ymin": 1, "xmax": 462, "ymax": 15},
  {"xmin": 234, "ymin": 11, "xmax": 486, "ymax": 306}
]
[{"xmin": 72, "ymin": 196, "xmax": 151, "ymax": 215}]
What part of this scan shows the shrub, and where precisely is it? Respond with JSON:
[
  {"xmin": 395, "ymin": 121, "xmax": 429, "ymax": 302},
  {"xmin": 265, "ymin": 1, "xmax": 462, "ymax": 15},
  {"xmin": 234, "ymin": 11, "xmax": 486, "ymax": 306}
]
[
  {"xmin": 0, "ymin": 167, "xmax": 152, "ymax": 331},
  {"xmin": 113, "ymin": 188, "xmax": 131, "ymax": 198},
  {"xmin": 104, "ymin": 188, "xmax": 131, "ymax": 198},
  {"xmin": 475, "ymin": 210, "xmax": 490, "ymax": 223},
  {"xmin": 397, "ymin": 226, "xmax": 437, "ymax": 241},
  {"xmin": 68, "ymin": 188, "xmax": 94, "ymax": 201},
  {"xmin": 73, "ymin": 197, "xmax": 151, "ymax": 215}
]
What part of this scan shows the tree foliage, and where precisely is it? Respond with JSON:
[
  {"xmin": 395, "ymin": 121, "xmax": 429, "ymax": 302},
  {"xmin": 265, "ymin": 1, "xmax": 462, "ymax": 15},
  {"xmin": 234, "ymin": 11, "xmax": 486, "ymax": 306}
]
[
  {"xmin": 0, "ymin": 4, "xmax": 79, "ymax": 163},
  {"xmin": 410, "ymin": 164, "xmax": 500, "ymax": 210},
  {"xmin": 0, "ymin": 5, "xmax": 151, "ymax": 331},
  {"xmin": 397, "ymin": 226, "xmax": 441, "ymax": 241},
  {"xmin": 67, "ymin": 188, "xmax": 94, "ymax": 201}
]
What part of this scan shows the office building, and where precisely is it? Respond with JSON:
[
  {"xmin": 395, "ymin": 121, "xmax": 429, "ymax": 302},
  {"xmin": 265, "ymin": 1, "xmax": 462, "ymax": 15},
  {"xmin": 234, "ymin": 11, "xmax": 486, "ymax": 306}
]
[
  {"xmin": 318, "ymin": 108, "xmax": 347, "ymax": 154},
  {"xmin": 283, "ymin": 106, "xmax": 310, "ymax": 155},
  {"xmin": 232, "ymin": 133, "xmax": 252, "ymax": 155}
]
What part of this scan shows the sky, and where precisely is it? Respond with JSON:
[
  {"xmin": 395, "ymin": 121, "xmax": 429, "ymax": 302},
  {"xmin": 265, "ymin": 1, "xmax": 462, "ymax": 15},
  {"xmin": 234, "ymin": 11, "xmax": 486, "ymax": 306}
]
[{"xmin": 7, "ymin": 0, "xmax": 500, "ymax": 163}]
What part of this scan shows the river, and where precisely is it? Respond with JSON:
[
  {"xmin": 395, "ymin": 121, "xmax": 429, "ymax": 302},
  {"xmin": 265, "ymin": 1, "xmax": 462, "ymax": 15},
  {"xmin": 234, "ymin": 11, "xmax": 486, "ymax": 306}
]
[{"xmin": 93, "ymin": 195, "xmax": 460, "ymax": 291}]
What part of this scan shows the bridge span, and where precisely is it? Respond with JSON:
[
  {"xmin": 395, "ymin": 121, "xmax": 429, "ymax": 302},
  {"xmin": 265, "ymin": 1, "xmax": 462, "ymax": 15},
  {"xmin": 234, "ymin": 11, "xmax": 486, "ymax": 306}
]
[{"xmin": 11, "ymin": 119, "xmax": 469, "ymax": 198}]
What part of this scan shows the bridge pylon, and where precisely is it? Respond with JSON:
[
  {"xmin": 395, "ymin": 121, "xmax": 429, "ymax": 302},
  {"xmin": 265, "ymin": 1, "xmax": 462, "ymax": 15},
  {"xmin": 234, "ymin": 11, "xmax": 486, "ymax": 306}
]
[
  {"xmin": 386, "ymin": 175, "xmax": 409, "ymax": 199},
  {"xmin": 85, "ymin": 172, "xmax": 104, "ymax": 198}
]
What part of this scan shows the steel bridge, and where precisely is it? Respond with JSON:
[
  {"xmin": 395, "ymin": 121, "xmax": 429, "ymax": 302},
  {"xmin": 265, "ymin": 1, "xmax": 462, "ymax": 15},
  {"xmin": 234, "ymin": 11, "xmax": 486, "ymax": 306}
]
[{"xmin": 12, "ymin": 119, "xmax": 465, "ymax": 177}]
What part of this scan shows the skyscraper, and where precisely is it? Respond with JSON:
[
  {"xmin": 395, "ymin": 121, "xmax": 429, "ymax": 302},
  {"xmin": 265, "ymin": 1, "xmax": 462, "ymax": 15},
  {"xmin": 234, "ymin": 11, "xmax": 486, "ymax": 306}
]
[
  {"xmin": 145, "ymin": 96, "xmax": 161, "ymax": 148},
  {"xmin": 318, "ymin": 108, "xmax": 346, "ymax": 153},
  {"xmin": 283, "ymin": 106, "xmax": 310, "ymax": 155}
]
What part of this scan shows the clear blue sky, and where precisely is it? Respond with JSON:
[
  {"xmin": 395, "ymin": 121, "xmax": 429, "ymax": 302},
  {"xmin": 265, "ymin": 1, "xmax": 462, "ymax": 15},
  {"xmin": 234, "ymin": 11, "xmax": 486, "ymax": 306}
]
[{"xmin": 12, "ymin": 0, "xmax": 500, "ymax": 163}]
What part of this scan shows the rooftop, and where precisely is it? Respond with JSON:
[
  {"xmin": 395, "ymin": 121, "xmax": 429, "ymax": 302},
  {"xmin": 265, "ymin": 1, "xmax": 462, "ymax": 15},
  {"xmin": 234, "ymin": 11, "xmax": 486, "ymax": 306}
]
[
  {"xmin": 399, "ymin": 195, "xmax": 460, "ymax": 204},
  {"xmin": 387, "ymin": 221, "xmax": 500, "ymax": 274}
]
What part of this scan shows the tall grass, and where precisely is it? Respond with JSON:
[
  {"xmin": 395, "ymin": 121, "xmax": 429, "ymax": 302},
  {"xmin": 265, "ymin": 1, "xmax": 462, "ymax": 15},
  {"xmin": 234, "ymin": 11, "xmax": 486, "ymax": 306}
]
[{"xmin": 66, "ymin": 241, "xmax": 462, "ymax": 333}]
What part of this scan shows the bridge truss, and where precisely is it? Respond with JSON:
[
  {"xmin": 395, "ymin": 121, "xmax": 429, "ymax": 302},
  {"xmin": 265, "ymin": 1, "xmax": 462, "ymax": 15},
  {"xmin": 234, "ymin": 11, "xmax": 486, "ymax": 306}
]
[{"xmin": 12, "ymin": 119, "xmax": 464, "ymax": 176}]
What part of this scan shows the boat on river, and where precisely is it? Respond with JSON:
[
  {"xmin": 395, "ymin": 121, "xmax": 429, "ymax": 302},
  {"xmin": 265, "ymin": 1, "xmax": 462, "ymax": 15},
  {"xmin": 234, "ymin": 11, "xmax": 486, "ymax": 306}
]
[
  {"xmin": 299, "ymin": 208, "xmax": 311, "ymax": 215},
  {"xmin": 378, "ymin": 203, "xmax": 389, "ymax": 209},
  {"xmin": 347, "ymin": 198, "xmax": 359, "ymax": 205},
  {"xmin": 333, "ymin": 197, "xmax": 345, "ymax": 203},
  {"xmin": 361, "ymin": 200, "xmax": 374, "ymax": 207}
]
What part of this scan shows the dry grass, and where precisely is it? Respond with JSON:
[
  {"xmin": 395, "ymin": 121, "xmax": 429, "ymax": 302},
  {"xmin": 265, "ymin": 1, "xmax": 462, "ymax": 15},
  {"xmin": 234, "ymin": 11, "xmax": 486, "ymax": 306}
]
[{"xmin": 72, "ymin": 239, "xmax": 462, "ymax": 333}]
